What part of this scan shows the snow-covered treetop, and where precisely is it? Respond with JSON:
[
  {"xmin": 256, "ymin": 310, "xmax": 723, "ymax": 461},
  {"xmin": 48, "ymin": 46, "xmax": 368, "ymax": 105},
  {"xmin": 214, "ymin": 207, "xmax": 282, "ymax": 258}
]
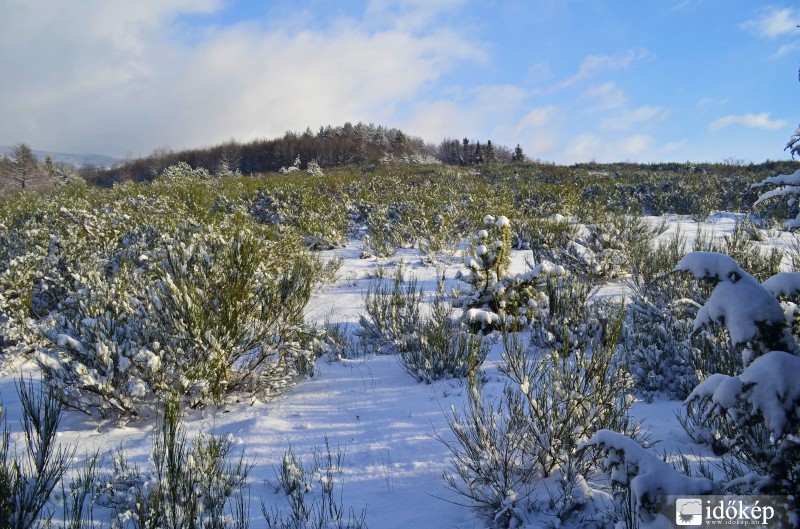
[
  {"xmin": 751, "ymin": 168, "xmax": 800, "ymax": 228},
  {"xmin": 686, "ymin": 351, "xmax": 800, "ymax": 437},
  {"xmin": 762, "ymin": 272, "xmax": 800, "ymax": 298},
  {"xmin": 674, "ymin": 252, "xmax": 787, "ymax": 353},
  {"xmin": 674, "ymin": 251, "xmax": 753, "ymax": 284},
  {"xmin": 750, "ymin": 169, "xmax": 800, "ymax": 190}
]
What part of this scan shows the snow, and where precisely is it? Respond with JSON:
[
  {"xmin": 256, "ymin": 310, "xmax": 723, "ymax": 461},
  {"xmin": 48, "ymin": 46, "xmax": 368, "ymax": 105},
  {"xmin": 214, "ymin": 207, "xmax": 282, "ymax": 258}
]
[
  {"xmin": 584, "ymin": 429, "xmax": 716, "ymax": 523},
  {"xmin": 2, "ymin": 214, "xmax": 798, "ymax": 528},
  {"xmin": 735, "ymin": 351, "xmax": 800, "ymax": 436},
  {"xmin": 686, "ymin": 351, "xmax": 800, "ymax": 437},
  {"xmin": 751, "ymin": 169, "xmax": 800, "ymax": 189},
  {"xmin": 675, "ymin": 251, "xmax": 785, "ymax": 346},
  {"xmin": 762, "ymin": 272, "xmax": 800, "ymax": 298},
  {"xmin": 694, "ymin": 278, "xmax": 784, "ymax": 345},
  {"xmin": 674, "ymin": 251, "xmax": 749, "ymax": 283}
]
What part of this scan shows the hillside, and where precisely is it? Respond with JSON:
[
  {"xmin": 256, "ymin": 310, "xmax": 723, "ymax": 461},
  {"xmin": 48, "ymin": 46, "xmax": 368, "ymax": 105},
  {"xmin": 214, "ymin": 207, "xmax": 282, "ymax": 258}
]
[{"xmin": 0, "ymin": 145, "xmax": 119, "ymax": 168}]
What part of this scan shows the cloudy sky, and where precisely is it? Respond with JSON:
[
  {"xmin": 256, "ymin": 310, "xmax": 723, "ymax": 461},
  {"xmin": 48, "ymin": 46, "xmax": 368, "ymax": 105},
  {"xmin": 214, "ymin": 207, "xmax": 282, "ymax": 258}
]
[{"xmin": 1, "ymin": 0, "xmax": 798, "ymax": 163}]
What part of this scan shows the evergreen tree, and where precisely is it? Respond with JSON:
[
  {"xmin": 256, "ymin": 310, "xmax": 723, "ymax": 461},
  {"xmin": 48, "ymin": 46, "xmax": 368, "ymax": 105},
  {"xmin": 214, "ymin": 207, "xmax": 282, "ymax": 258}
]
[
  {"xmin": 512, "ymin": 144, "xmax": 525, "ymax": 162},
  {"xmin": 462, "ymin": 137, "xmax": 471, "ymax": 165},
  {"xmin": 473, "ymin": 141, "xmax": 484, "ymax": 164},
  {"xmin": 10, "ymin": 143, "xmax": 40, "ymax": 190},
  {"xmin": 484, "ymin": 140, "xmax": 496, "ymax": 163}
]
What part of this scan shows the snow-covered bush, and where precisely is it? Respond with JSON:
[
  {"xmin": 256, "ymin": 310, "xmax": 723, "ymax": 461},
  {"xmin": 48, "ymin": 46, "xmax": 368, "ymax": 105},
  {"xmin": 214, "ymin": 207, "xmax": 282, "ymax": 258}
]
[
  {"xmin": 624, "ymin": 226, "xmax": 782, "ymax": 400},
  {"xmin": 694, "ymin": 218, "xmax": 782, "ymax": 283},
  {"xmin": 152, "ymin": 227, "xmax": 318, "ymax": 402},
  {"xmin": 623, "ymin": 233, "xmax": 705, "ymax": 400},
  {"xmin": 685, "ymin": 353, "xmax": 800, "ymax": 502},
  {"xmin": 443, "ymin": 309, "xmax": 639, "ymax": 527},
  {"xmin": 306, "ymin": 159, "xmax": 324, "ymax": 177},
  {"xmin": 675, "ymin": 252, "xmax": 800, "ymax": 520},
  {"xmin": 0, "ymin": 379, "xmax": 78, "ymax": 529},
  {"xmin": 398, "ymin": 287, "xmax": 490, "ymax": 383},
  {"xmin": 787, "ymin": 125, "xmax": 800, "ymax": 159},
  {"xmin": 266, "ymin": 438, "xmax": 367, "ymax": 529},
  {"xmin": 752, "ymin": 168, "xmax": 800, "ymax": 229},
  {"xmin": 455, "ymin": 215, "xmax": 562, "ymax": 333},
  {"xmin": 38, "ymin": 225, "xmax": 320, "ymax": 420},
  {"xmin": 102, "ymin": 397, "xmax": 251, "ymax": 529},
  {"xmin": 674, "ymin": 252, "xmax": 793, "ymax": 360},
  {"xmin": 528, "ymin": 213, "xmax": 664, "ymax": 279},
  {"xmin": 159, "ymin": 161, "xmax": 212, "ymax": 180},
  {"xmin": 279, "ymin": 155, "xmax": 302, "ymax": 174},
  {"xmin": 356, "ymin": 271, "xmax": 423, "ymax": 355},
  {"xmin": 248, "ymin": 188, "xmax": 346, "ymax": 250},
  {"xmin": 582, "ymin": 430, "xmax": 717, "ymax": 527},
  {"xmin": 529, "ymin": 273, "xmax": 611, "ymax": 354}
]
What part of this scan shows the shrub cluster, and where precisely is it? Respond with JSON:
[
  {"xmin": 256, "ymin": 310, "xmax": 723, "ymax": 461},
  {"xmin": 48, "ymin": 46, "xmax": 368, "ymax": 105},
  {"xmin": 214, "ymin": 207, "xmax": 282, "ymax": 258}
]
[
  {"xmin": 442, "ymin": 308, "xmax": 638, "ymax": 527},
  {"xmin": 357, "ymin": 272, "xmax": 490, "ymax": 383},
  {"xmin": 0, "ymin": 166, "xmax": 328, "ymax": 421}
]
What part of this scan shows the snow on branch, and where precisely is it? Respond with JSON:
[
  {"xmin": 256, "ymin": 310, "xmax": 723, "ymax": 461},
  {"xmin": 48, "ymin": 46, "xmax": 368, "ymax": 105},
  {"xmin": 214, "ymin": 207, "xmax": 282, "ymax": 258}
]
[
  {"xmin": 674, "ymin": 252, "xmax": 786, "ymax": 350},
  {"xmin": 583, "ymin": 430, "xmax": 717, "ymax": 522},
  {"xmin": 686, "ymin": 351, "xmax": 800, "ymax": 438},
  {"xmin": 763, "ymin": 272, "xmax": 800, "ymax": 298}
]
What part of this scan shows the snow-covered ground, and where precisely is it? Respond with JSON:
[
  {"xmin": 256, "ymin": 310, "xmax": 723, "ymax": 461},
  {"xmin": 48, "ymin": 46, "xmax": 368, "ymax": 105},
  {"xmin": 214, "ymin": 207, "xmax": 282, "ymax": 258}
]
[{"xmin": 0, "ymin": 213, "xmax": 790, "ymax": 527}]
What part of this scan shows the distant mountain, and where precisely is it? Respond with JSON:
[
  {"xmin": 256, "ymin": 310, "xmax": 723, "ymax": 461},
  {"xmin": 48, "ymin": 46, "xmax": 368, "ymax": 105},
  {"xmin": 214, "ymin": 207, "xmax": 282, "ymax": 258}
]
[{"xmin": 0, "ymin": 146, "xmax": 119, "ymax": 168}]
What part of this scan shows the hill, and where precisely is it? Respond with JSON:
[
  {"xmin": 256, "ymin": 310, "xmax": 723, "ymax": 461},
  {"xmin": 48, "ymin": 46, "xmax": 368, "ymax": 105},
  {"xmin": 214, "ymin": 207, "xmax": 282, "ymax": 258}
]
[{"xmin": 0, "ymin": 145, "xmax": 119, "ymax": 168}]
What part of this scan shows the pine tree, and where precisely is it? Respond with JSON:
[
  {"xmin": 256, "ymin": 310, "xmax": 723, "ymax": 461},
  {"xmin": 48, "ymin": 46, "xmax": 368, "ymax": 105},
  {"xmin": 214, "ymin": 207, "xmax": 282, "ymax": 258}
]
[
  {"xmin": 11, "ymin": 143, "xmax": 40, "ymax": 190},
  {"xmin": 512, "ymin": 144, "xmax": 525, "ymax": 162},
  {"xmin": 484, "ymin": 140, "xmax": 496, "ymax": 163},
  {"xmin": 473, "ymin": 141, "xmax": 483, "ymax": 164},
  {"xmin": 461, "ymin": 137, "xmax": 471, "ymax": 165}
]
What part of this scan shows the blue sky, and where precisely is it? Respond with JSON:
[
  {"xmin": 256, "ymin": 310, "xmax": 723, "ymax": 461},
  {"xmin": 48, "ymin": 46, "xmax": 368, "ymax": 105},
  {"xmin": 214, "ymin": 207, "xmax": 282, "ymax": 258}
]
[{"xmin": 1, "ymin": 0, "xmax": 798, "ymax": 163}]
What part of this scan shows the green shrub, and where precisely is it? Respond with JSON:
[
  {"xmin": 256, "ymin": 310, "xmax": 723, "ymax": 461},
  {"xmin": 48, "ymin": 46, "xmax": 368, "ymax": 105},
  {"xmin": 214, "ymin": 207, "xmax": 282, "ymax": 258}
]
[
  {"xmin": 265, "ymin": 438, "xmax": 367, "ymax": 529},
  {"xmin": 398, "ymin": 286, "xmax": 489, "ymax": 383},
  {"xmin": 442, "ymin": 307, "xmax": 638, "ymax": 527},
  {"xmin": 356, "ymin": 271, "xmax": 423, "ymax": 354},
  {"xmin": 38, "ymin": 225, "xmax": 321, "ymax": 420},
  {"xmin": 1, "ymin": 379, "xmax": 77, "ymax": 529},
  {"xmin": 102, "ymin": 396, "xmax": 251, "ymax": 529},
  {"xmin": 455, "ymin": 215, "xmax": 558, "ymax": 333}
]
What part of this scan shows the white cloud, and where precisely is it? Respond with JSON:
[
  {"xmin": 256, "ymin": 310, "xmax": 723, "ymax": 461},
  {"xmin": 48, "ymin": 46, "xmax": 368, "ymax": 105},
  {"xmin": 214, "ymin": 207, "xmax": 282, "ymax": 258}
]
[
  {"xmin": 582, "ymin": 83, "xmax": 671, "ymax": 131},
  {"xmin": 402, "ymin": 85, "xmax": 556, "ymax": 146},
  {"xmin": 772, "ymin": 41, "xmax": 800, "ymax": 58},
  {"xmin": 364, "ymin": 0, "xmax": 468, "ymax": 31},
  {"xmin": 0, "ymin": 1, "xmax": 480, "ymax": 156},
  {"xmin": 561, "ymin": 133, "xmax": 602, "ymax": 162},
  {"xmin": 670, "ymin": 0, "xmax": 706, "ymax": 13},
  {"xmin": 709, "ymin": 112, "xmax": 788, "ymax": 132},
  {"xmin": 558, "ymin": 48, "xmax": 651, "ymax": 88},
  {"xmin": 618, "ymin": 134, "xmax": 655, "ymax": 157},
  {"xmin": 516, "ymin": 106, "xmax": 559, "ymax": 131},
  {"xmin": 583, "ymin": 82, "xmax": 629, "ymax": 110},
  {"xmin": 661, "ymin": 140, "xmax": 689, "ymax": 153},
  {"xmin": 740, "ymin": 7, "xmax": 800, "ymax": 39},
  {"xmin": 558, "ymin": 133, "xmax": 687, "ymax": 163},
  {"xmin": 602, "ymin": 105, "xmax": 672, "ymax": 130}
]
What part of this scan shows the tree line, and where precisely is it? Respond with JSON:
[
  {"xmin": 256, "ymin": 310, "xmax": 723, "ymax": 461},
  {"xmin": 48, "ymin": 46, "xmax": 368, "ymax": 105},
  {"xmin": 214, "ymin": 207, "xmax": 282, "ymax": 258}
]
[
  {"xmin": 80, "ymin": 123, "xmax": 526, "ymax": 186},
  {"xmin": 1, "ymin": 122, "xmax": 528, "ymax": 189}
]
